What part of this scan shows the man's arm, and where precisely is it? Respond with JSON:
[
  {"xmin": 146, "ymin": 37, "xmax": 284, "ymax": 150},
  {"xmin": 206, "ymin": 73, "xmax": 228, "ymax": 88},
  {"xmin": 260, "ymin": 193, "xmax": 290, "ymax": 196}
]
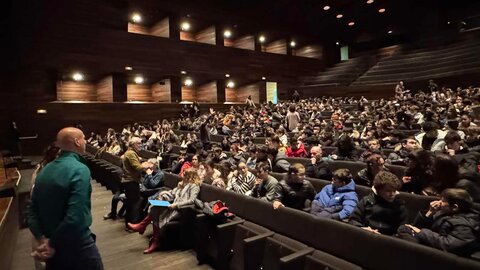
[{"xmin": 26, "ymin": 188, "xmax": 44, "ymax": 239}]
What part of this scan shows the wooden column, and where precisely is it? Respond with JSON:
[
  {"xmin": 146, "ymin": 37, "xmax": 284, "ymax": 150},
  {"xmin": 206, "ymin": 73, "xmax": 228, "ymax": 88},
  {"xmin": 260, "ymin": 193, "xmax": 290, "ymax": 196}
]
[
  {"xmin": 216, "ymin": 79, "xmax": 226, "ymax": 103},
  {"xmin": 168, "ymin": 15, "xmax": 180, "ymax": 40},
  {"xmin": 170, "ymin": 76, "xmax": 182, "ymax": 102},
  {"xmin": 112, "ymin": 73, "xmax": 127, "ymax": 102}
]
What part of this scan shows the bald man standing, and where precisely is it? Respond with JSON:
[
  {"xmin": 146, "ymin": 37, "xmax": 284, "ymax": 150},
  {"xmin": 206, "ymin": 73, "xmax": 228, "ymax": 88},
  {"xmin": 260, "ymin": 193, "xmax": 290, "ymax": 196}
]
[{"xmin": 26, "ymin": 127, "xmax": 103, "ymax": 270}]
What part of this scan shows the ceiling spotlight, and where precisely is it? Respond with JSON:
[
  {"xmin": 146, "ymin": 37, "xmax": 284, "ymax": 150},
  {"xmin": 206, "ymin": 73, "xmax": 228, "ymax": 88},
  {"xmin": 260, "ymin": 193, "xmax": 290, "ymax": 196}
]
[
  {"xmin": 366, "ymin": 0, "xmax": 374, "ymax": 4},
  {"xmin": 184, "ymin": 78, "xmax": 193, "ymax": 86},
  {"xmin": 225, "ymin": 74, "xmax": 230, "ymax": 78},
  {"xmin": 378, "ymin": 8, "xmax": 386, "ymax": 13},
  {"xmin": 125, "ymin": 66, "xmax": 133, "ymax": 71},
  {"xmin": 388, "ymin": 30, "xmax": 393, "ymax": 34},
  {"xmin": 72, "ymin": 72, "xmax": 84, "ymax": 81},
  {"xmin": 181, "ymin": 22, "xmax": 191, "ymax": 31},
  {"xmin": 336, "ymin": 14, "xmax": 343, "ymax": 19},
  {"xmin": 323, "ymin": 6, "xmax": 330, "ymax": 11},
  {"xmin": 134, "ymin": 75, "xmax": 144, "ymax": 84},
  {"xmin": 261, "ymin": 77, "xmax": 266, "ymax": 80},
  {"xmin": 447, "ymin": 21, "xmax": 451, "ymax": 25},
  {"xmin": 336, "ymin": 41, "xmax": 340, "ymax": 45},
  {"xmin": 258, "ymin": 35, "xmax": 266, "ymax": 43},
  {"xmin": 290, "ymin": 41, "xmax": 296, "ymax": 47},
  {"xmin": 224, "ymin": 30, "xmax": 232, "ymax": 38},
  {"xmin": 227, "ymin": 81, "xmax": 235, "ymax": 88},
  {"xmin": 181, "ymin": 70, "xmax": 187, "ymax": 74},
  {"xmin": 348, "ymin": 21, "xmax": 355, "ymax": 26},
  {"xmin": 131, "ymin": 13, "xmax": 142, "ymax": 23}
]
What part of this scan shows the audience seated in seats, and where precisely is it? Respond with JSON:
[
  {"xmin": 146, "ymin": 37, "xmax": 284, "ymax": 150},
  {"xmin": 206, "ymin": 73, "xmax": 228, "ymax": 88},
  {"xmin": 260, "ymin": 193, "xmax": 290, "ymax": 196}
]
[
  {"xmin": 311, "ymin": 168, "xmax": 358, "ymax": 220},
  {"xmin": 139, "ymin": 159, "xmax": 165, "ymax": 197},
  {"xmin": 422, "ymin": 154, "xmax": 460, "ymax": 197},
  {"xmin": 401, "ymin": 150, "xmax": 435, "ymax": 194},
  {"xmin": 386, "ymin": 137, "xmax": 421, "ymax": 166},
  {"xmin": 359, "ymin": 138, "xmax": 383, "ymax": 162},
  {"xmin": 438, "ymin": 131, "xmax": 471, "ymax": 156},
  {"xmin": 227, "ymin": 161, "xmax": 256, "ymax": 195},
  {"xmin": 305, "ymin": 145, "xmax": 332, "ymax": 180},
  {"xmin": 251, "ymin": 163, "xmax": 278, "ymax": 201},
  {"xmin": 331, "ymin": 135, "xmax": 358, "ymax": 161},
  {"xmin": 197, "ymin": 160, "xmax": 221, "ymax": 185},
  {"xmin": 127, "ymin": 168, "xmax": 201, "ymax": 254},
  {"xmin": 179, "ymin": 154, "xmax": 200, "ymax": 177},
  {"xmin": 416, "ymin": 121, "xmax": 448, "ymax": 151},
  {"xmin": 245, "ymin": 145, "xmax": 257, "ymax": 169},
  {"xmin": 398, "ymin": 188, "xmax": 480, "ymax": 257},
  {"xmin": 355, "ymin": 154, "xmax": 389, "ymax": 187},
  {"xmin": 349, "ymin": 171, "xmax": 407, "ymax": 235},
  {"xmin": 227, "ymin": 143, "xmax": 246, "ymax": 167},
  {"xmin": 171, "ymin": 150, "xmax": 187, "ymax": 174},
  {"xmin": 286, "ymin": 136, "xmax": 308, "ymax": 157},
  {"xmin": 266, "ymin": 146, "xmax": 291, "ymax": 173},
  {"xmin": 272, "ymin": 163, "xmax": 316, "ymax": 211}
]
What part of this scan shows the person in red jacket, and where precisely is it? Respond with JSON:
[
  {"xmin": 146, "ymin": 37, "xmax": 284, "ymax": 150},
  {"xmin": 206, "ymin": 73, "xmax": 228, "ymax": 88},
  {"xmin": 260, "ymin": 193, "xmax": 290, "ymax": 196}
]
[{"xmin": 286, "ymin": 137, "xmax": 307, "ymax": 157}]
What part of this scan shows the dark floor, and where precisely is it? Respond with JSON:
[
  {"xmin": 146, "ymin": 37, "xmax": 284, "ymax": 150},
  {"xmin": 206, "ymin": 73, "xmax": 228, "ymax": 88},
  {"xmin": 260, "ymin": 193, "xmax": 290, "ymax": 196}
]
[{"xmin": 11, "ymin": 166, "xmax": 211, "ymax": 270}]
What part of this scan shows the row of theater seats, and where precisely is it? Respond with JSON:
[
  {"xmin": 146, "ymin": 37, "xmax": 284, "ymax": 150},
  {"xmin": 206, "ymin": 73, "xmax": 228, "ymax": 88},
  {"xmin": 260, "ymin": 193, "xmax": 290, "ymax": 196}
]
[
  {"xmin": 168, "ymin": 172, "xmax": 479, "ymax": 270},
  {"xmin": 83, "ymin": 146, "xmax": 480, "ymax": 270}
]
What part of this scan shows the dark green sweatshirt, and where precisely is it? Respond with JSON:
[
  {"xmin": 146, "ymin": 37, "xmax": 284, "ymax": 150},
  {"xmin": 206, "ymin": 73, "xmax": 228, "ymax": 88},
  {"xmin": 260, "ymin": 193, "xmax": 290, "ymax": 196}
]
[{"xmin": 26, "ymin": 151, "xmax": 92, "ymax": 247}]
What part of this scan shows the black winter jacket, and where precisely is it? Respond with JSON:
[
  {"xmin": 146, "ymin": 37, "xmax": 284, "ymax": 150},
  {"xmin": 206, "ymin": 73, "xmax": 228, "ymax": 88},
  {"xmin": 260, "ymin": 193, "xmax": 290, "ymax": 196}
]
[
  {"xmin": 273, "ymin": 180, "xmax": 316, "ymax": 211},
  {"xmin": 349, "ymin": 192, "xmax": 408, "ymax": 235},
  {"xmin": 413, "ymin": 210, "xmax": 480, "ymax": 257},
  {"xmin": 305, "ymin": 159, "xmax": 333, "ymax": 180}
]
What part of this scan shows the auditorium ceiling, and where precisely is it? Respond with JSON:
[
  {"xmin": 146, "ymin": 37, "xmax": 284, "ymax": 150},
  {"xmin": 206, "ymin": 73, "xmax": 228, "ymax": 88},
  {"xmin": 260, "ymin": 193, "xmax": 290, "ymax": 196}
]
[{"xmin": 128, "ymin": 0, "xmax": 480, "ymax": 45}]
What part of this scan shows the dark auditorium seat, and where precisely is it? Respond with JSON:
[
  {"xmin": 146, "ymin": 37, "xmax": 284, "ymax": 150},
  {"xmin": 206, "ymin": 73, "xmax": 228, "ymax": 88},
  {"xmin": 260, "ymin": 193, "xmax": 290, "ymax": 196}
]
[
  {"xmin": 259, "ymin": 234, "xmax": 314, "ymax": 270},
  {"xmin": 230, "ymin": 222, "xmax": 274, "ymax": 270},
  {"xmin": 304, "ymin": 250, "xmax": 363, "ymax": 270}
]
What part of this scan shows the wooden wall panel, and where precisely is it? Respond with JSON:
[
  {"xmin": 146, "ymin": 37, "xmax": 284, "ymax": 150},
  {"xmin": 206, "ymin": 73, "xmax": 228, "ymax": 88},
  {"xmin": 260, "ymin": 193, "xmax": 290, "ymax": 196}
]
[
  {"xmin": 224, "ymin": 39, "xmax": 234, "ymax": 47},
  {"xmin": 196, "ymin": 81, "xmax": 217, "ymax": 102},
  {"xmin": 195, "ymin": 26, "xmax": 216, "ymax": 45},
  {"xmin": 237, "ymin": 83, "xmax": 260, "ymax": 103},
  {"xmin": 180, "ymin": 31, "xmax": 196, "ymax": 42},
  {"xmin": 151, "ymin": 79, "xmax": 171, "ymax": 102},
  {"xmin": 127, "ymin": 23, "xmax": 149, "ymax": 35},
  {"xmin": 127, "ymin": 84, "xmax": 152, "ymax": 102},
  {"xmin": 181, "ymin": 86, "xmax": 196, "ymax": 102},
  {"xmin": 56, "ymin": 81, "xmax": 96, "ymax": 101},
  {"xmin": 96, "ymin": 76, "xmax": 113, "ymax": 102},
  {"xmin": 150, "ymin": 18, "xmax": 169, "ymax": 38},
  {"xmin": 225, "ymin": 88, "xmax": 237, "ymax": 102},
  {"xmin": 231, "ymin": 35, "xmax": 255, "ymax": 50},
  {"xmin": 265, "ymin": 40, "xmax": 287, "ymax": 55},
  {"xmin": 294, "ymin": 45, "xmax": 323, "ymax": 59}
]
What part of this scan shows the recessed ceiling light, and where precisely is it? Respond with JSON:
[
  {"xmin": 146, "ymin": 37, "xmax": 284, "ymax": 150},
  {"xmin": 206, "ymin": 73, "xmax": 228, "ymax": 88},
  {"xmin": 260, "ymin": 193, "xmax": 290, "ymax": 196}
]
[
  {"xmin": 72, "ymin": 72, "xmax": 84, "ymax": 81},
  {"xmin": 258, "ymin": 35, "xmax": 266, "ymax": 43},
  {"xmin": 225, "ymin": 74, "xmax": 230, "ymax": 78},
  {"xmin": 336, "ymin": 14, "xmax": 343, "ymax": 19},
  {"xmin": 348, "ymin": 21, "xmax": 355, "ymax": 26},
  {"xmin": 323, "ymin": 6, "xmax": 330, "ymax": 11},
  {"xmin": 379, "ymin": 8, "xmax": 386, "ymax": 13},
  {"xmin": 181, "ymin": 22, "xmax": 190, "ymax": 31},
  {"xmin": 181, "ymin": 71, "xmax": 187, "ymax": 74},
  {"xmin": 125, "ymin": 66, "xmax": 133, "ymax": 71},
  {"xmin": 290, "ymin": 41, "xmax": 296, "ymax": 47},
  {"xmin": 134, "ymin": 75, "xmax": 144, "ymax": 84},
  {"xmin": 447, "ymin": 21, "xmax": 451, "ymax": 25},
  {"xmin": 388, "ymin": 30, "xmax": 393, "ymax": 34},
  {"xmin": 227, "ymin": 81, "xmax": 235, "ymax": 88},
  {"xmin": 336, "ymin": 41, "xmax": 340, "ymax": 45},
  {"xmin": 184, "ymin": 78, "xmax": 193, "ymax": 86},
  {"xmin": 261, "ymin": 77, "xmax": 266, "ymax": 80},
  {"xmin": 224, "ymin": 30, "xmax": 232, "ymax": 38},
  {"xmin": 131, "ymin": 13, "xmax": 142, "ymax": 23},
  {"xmin": 367, "ymin": 0, "xmax": 374, "ymax": 4}
]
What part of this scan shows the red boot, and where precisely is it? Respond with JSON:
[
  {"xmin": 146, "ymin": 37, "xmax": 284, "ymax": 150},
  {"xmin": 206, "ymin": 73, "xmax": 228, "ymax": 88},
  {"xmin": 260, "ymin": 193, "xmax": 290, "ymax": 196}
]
[
  {"xmin": 143, "ymin": 226, "xmax": 160, "ymax": 254},
  {"xmin": 127, "ymin": 215, "xmax": 152, "ymax": 235}
]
